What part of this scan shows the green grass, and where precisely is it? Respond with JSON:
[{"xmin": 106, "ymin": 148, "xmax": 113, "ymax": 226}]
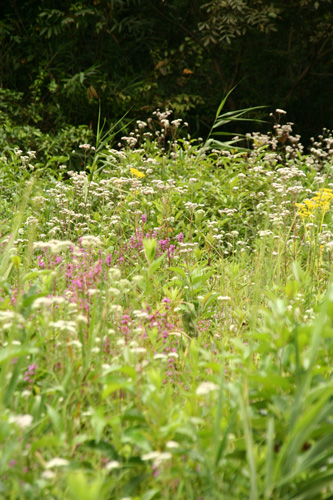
[{"xmin": 0, "ymin": 116, "xmax": 332, "ymax": 499}]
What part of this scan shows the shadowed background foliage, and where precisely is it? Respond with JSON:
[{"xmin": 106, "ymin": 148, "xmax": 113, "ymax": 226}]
[{"xmin": 1, "ymin": 0, "xmax": 332, "ymax": 147}]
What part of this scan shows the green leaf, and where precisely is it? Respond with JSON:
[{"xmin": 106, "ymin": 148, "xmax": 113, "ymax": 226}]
[
  {"xmin": 46, "ymin": 404, "xmax": 63, "ymax": 435},
  {"xmin": 0, "ymin": 345, "xmax": 39, "ymax": 365},
  {"xmin": 169, "ymin": 266, "xmax": 187, "ymax": 278},
  {"xmin": 122, "ymin": 428, "xmax": 151, "ymax": 452},
  {"xmin": 122, "ymin": 474, "xmax": 149, "ymax": 496},
  {"xmin": 102, "ymin": 375, "xmax": 133, "ymax": 398},
  {"xmin": 191, "ymin": 271, "xmax": 214, "ymax": 285},
  {"xmin": 148, "ymin": 253, "xmax": 165, "ymax": 278},
  {"xmin": 31, "ymin": 435, "xmax": 62, "ymax": 453},
  {"xmin": 142, "ymin": 489, "xmax": 160, "ymax": 500},
  {"xmin": 285, "ymin": 471, "xmax": 333, "ymax": 500},
  {"xmin": 143, "ymin": 238, "xmax": 157, "ymax": 265},
  {"xmin": 248, "ymin": 374, "xmax": 290, "ymax": 390},
  {"xmin": 215, "ymin": 409, "xmax": 237, "ymax": 467},
  {"xmin": 83, "ymin": 440, "xmax": 119, "ymax": 460},
  {"xmin": 67, "ymin": 471, "xmax": 104, "ymax": 500}
]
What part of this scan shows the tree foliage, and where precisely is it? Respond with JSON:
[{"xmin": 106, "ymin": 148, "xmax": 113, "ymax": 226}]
[{"xmin": 0, "ymin": 0, "xmax": 332, "ymax": 141}]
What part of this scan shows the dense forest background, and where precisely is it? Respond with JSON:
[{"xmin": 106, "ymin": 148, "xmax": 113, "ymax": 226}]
[{"xmin": 1, "ymin": 0, "xmax": 332, "ymax": 151}]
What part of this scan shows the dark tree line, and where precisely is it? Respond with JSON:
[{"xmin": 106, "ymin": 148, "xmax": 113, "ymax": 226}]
[{"xmin": 1, "ymin": 0, "xmax": 332, "ymax": 143}]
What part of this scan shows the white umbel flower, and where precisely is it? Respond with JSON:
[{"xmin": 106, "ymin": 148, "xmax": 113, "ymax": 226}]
[
  {"xmin": 45, "ymin": 458, "xmax": 69, "ymax": 469},
  {"xmin": 166, "ymin": 440, "xmax": 179, "ymax": 449},
  {"xmin": 196, "ymin": 382, "xmax": 219, "ymax": 395},
  {"xmin": 141, "ymin": 451, "xmax": 172, "ymax": 466},
  {"xmin": 9, "ymin": 414, "xmax": 33, "ymax": 429},
  {"xmin": 105, "ymin": 460, "xmax": 120, "ymax": 470}
]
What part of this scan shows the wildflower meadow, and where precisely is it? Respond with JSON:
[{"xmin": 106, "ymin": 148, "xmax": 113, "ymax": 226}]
[{"xmin": 0, "ymin": 110, "xmax": 333, "ymax": 500}]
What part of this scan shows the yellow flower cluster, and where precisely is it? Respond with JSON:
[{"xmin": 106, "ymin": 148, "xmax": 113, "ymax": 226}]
[
  {"xmin": 295, "ymin": 188, "xmax": 333, "ymax": 220},
  {"xmin": 130, "ymin": 168, "xmax": 145, "ymax": 179}
]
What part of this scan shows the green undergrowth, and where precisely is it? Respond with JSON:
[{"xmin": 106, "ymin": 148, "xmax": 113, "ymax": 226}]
[{"xmin": 0, "ymin": 114, "xmax": 332, "ymax": 499}]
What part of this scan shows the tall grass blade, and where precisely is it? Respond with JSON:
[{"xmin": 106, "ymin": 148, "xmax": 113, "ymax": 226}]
[
  {"xmin": 264, "ymin": 417, "xmax": 275, "ymax": 499},
  {"xmin": 239, "ymin": 381, "xmax": 258, "ymax": 500},
  {"xmin": 0, "ymin": 179, "xmax": 34, "ymax": 279},
  {"xmin": 203, "ymin": 85, "xmax": 267, "ymax": 152}
]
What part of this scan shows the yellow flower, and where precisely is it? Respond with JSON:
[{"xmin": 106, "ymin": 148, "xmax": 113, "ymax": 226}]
[
  {"xmin": 130, "ymin": 168, "xmax": 145, "ymax": 179},
  {"xmin": 296, "ymin": 188, "xmax": 333, "ymax": 220}
]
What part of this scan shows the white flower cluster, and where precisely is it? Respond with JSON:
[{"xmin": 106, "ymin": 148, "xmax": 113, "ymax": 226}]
[{"xmin": 33, "ymin": 239, "xmax": 73, "ymax": 254}]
